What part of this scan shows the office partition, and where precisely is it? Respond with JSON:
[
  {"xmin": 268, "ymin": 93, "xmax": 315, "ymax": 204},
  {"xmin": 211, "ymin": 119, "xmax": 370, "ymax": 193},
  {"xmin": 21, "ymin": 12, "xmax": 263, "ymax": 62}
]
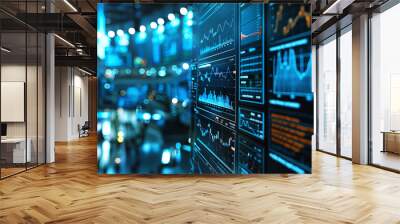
[{"xmin": 0, "ymin": 0, "xmax": 47, "ymax": 179}]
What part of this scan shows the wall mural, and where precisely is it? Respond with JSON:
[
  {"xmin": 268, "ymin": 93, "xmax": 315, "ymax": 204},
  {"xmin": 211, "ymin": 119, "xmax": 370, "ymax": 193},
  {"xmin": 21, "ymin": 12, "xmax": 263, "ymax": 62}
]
[{"xmin": 97, "ymin": 3, "xmax": 313, "ymax": 174}]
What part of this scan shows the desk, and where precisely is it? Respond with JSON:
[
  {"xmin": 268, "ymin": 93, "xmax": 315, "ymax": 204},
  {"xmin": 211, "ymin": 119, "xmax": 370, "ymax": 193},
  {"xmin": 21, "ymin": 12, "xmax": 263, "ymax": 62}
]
[
  {"xmin": 1, "ymin": 138, "xmax": 31, "ymax": 163},
  {"xmin": 382, "ymin": 131, "xmax": 400, "ymax": 154}
]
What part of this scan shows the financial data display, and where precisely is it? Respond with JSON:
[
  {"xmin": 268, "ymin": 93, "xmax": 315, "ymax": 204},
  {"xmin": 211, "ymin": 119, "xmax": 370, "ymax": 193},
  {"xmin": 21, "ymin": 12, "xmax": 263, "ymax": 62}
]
[
  {"xmin": 269, "ymin": 5, "xmax": 312, "ymax": 44},
  {"xmin": 194, "ymin": 110, "xmax": 236, "ymax": 173},
  {"xmin": 197, "ymin": 56, "xmax": 236, "ymax": 121},
  {"xmin": 238, "ymin": 136, "xmax": 264, "ymax": 174},
  {"xmin": 193, "ymin": 3, "xmax": 238, "ymax": 174},
  {"xmin": 98, "ymin": 2, "xmax": 312, "ymax": 175},
  {"xmin": 238, "ymin": 107, "xmax": 264, "ymax": 140},
  {"xmin": 198, "ymin": 4, "xmax": 236, "ymax": 58},
  {"xmin": 239, "ymin": 3, "xmax": 264, "ymax": 104},
  {"xmin": 267, "ymin": 4, "xmax": 313, "ymax": 173}
]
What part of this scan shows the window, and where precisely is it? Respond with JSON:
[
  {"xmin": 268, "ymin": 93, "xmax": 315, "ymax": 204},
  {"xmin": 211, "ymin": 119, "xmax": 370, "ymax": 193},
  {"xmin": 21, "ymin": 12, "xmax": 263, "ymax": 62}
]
[
  {"xmin": 0, "ymin": 1, "xmax": 47, "ymax": 179},
  {"xmin": 317, "ymin": 36, "xmax": 337, "ymax": 154},
  {"xmin": 339, "ymin": 28, "xmax": 352, "ymax": 158},
  {"xmin": 370, "ymin": 3, "xmax": 400, "ymax": 171}
]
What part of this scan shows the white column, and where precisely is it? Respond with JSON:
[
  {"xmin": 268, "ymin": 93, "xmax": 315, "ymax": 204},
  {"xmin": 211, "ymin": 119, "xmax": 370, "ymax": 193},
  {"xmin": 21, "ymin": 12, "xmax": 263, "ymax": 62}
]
[
  {"xmin": 46, "ymin": 33, "xmax": 55, "ymax": 163},
  {"xmin": 45, "ymin": 0, "xmax": 56, "ymax": 163},
  {"xmin": 352, "ymin": 14, "xmax": 369, "ymax": 164}
]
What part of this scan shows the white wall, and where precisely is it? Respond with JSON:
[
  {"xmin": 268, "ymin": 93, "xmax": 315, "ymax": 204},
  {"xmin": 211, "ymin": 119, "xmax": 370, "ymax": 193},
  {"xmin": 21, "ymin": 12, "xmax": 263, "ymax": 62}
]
[
  {"xmin": 55, "ymin": 67, "xmax": 69, "ymax": 141},
  {"xmin": 55, "ymin": 67, "xmax": 89, "ymax": 141},
  {"xmin": 1, "ymin": 65, "xmax": 26, "ymax": 138},
  {"xmin": 1, "ymin": 64, "xmax": 45, "ymax": 163},
  {"xmin": 1, "ymin": 65, "xmax": 40, "ymax": 137}
]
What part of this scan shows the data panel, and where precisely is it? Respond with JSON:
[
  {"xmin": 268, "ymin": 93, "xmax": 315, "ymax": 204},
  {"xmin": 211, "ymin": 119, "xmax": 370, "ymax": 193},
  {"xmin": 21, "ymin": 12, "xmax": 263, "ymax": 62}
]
[
  {"xmin": 197, "ymin": 56, "xmax": 236, "ymax": 122},
  {"xmin": 194, "ymin": 110, "xmax": 236, "ymax": 172},
  {"xmin": 239, "ymin": 3, "xmax": 264, "ymax": 104},
  {"xmin": 238, "ymin": 107, "xmax": 264, "ymax": 140},
  {"xmin": 266, "ymin": 3, "xmax": 313, "ymax": 173},
  {"xmin": 198, "ymin": 4, "xmax": 237, "ymax": 59},
  {"xmin": 238, "ymin": 136, "xmax": 264, "ymax": 174},
  {"xmin": 98, "ymin": 2, "xmax": 313, "ymax": 175}
]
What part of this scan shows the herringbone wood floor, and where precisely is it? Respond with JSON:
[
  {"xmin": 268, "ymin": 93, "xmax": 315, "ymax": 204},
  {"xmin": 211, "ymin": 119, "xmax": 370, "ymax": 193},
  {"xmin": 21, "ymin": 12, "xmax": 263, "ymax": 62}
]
[{"xmin": 1, "ymin": 136, "xmax": 400, "ymax": 224}]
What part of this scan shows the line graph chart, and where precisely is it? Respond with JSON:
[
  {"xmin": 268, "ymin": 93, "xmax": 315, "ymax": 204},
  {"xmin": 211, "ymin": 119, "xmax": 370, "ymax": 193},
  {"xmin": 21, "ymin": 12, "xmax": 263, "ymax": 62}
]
[
  {"xmin": 272, "ymin": 47, "xmax": 312, "ymax": 99},
  {"xmin": 198, "ymin": 57, "xmax": 236, "ymax": 84},
  {"xmin": 238, "ymin": 107, "xmax": 264, "ymax": 140},
  {"xmin": 238, "ymin": 136, "xmax": 263, "ymax": 174},
  {"xmin": 195, "ymin": 113, "xmax": 236, "ymax": 171},
  {"xmin": 269, "ymin": 4, "xmax": 311, "ymax": 44},
  {"xmin": 198, "ymin": 88, "xmax": 234, "ymax": 110},
  {"xmin": 198, "ymin": 4, "xmax": 236, "ymax": 57},
  {"xmin": 239, "ymin": 3, "xmax": 264, "ymax": 104},
  {"xmin": 197, "ymin": 56, "xmax": 236, "ymax": 121},
  {"xmin": 240, "ymin": 3, "xmax": 263, "ymax": 46}
]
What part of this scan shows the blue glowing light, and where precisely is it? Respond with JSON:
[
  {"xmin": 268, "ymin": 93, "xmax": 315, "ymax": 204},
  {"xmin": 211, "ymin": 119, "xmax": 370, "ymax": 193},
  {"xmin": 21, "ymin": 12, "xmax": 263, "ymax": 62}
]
[
  {"xmin": 118, "ymin": 34, "xmax": 129, "ymax": 46},
  {"xmin": 157, "ymin": 25, "xmax": 165, "ymax": 33},
  {"xmin": 128, "ymin": 27, "xmax": 135, "ymax": 35},
  {"xmin": 140, "ymin": 25, "xmax": 146, "ymax": 32},
  {"xmin": 269, "ymin": 38, "xmax": 308, "ymax": 52},
  {"xmin": 148, "ymin": 67, "xmax": 157, "ymax": 76},
  {"xmin": 157, "ymin": 18, "xmax": 165, "ymax": 25},
  {"xmin": 117, "ymin": 29, "xmax": 124, "ymax": 36},
  {"xmin": 138, "ymin": 32, "xmax": 146, "ymax": 40},
  {"xmin": 168, "ymin": 13, "xmax": 175, "ymax": 21},
  {"xmin": 171, "ymin": 18, "xmax": 180, "ymax": 27},
  {"xmin": 198, "ymin": 88, "xmax": 233, "ymax": 109},
  {"xmin": 142, "ymin": 112, "xmax": 151, "ymax": 121},
  {"xmin": 150, "ymin": 21, "xmax": 157, "ymax": 29},
  {"xmin": 180, "ymin": 7, "xmax": 188, "ymax": 16},
  {"xmin": 97, "ymin": 4, "xmax": 107, "ymax": 59},
  {"xmin": 182, "ymin": 62, "xmax": 190, "ymax": 70},
  {"xmin": 97, "ymin": 111, "xmax": 110, "ymax": 119},
  {"xmin": 104, "ymin": 83, "xmax": 111, "ymax": 89},
  {"xmin": 158, "ymin": 70, "xmax": 166, "ymax": 77},
  {"xmin": 107, "ymin": 30, "xmax": 115, "ymax": 38},
  {"xmin": 182, "ymin": 100, "xmax": 188, "ymax": 107},
  {"xmin": 182, "ymin": 145, "xmax": 191, "ymax": 152},
  {"xmin": 198, "ymin": 63, "xmax": 211, "ymax": 69},
  {"xmin": 269, "ymin": 152, "xmax": 305, "ymax": 174},
  {"xmin": 187, "ymin": 20, "xmax": 193, "ymax": 26},
  {"xmin": 187, "ymin": 11, "xmax": 194, "ymax": 19},
  {"xmin": 102, "ymin": 121, "xmax": 111, "ymax": 136},
  {"xmin": 139, "ymin": 68, "xmax": 145, "ymax": 75},
  {"xmin": 134, "ymin": 57, "xmax": 144, "ymax": 66},
  {"xmin": 152, "ymin": 113, "xmax": 162, "ymax": 121},
  {"xmin": 269, "ymin": 100, "xmax": 301, "ymax": 109},
  {"xmin": 101, "ymin": 140, "xmax": 111, "ymax": 165},
  {"xmin": 161, "ymin": 150, "xmax": 171, "ymax": 164}
]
